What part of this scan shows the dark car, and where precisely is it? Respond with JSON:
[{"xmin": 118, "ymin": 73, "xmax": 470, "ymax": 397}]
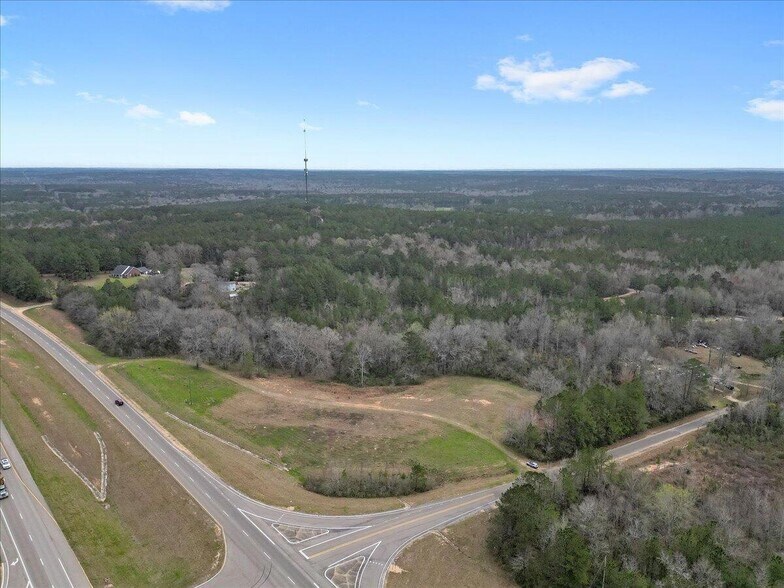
[{"xmin": 114, "ymin": 399, "xmax": 124, "ymax": 406}]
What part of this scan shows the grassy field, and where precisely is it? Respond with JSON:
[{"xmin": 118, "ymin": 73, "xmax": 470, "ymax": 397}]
[
  {"xmin": 663, "ymin": 345, "xmax": 770, "ymax": 378},
  {"xmin": 107, "ymin": 359, "xmax": 517, "ymax": 513},
  {"xmin": 76, "ymin": 274, "xmax": 148, "ymax": 288},
  {"xmin": 24, "ymin": 305, "xmax": 111, "ymax": 364},
  {"xmin": 387, "ymin": 510, "xmax": 513, "ymax": 588},
  {"xmin": 258, "ymin": 375, "xmax": 540, "ymax": 443},
  {"xmin": 0, "ymin": 323, "xmax": 222, "ymax": 587}
]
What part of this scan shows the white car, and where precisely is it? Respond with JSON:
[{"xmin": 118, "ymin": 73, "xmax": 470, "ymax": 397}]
[
  {"xmin": 0, "ymin": 458, "xmax": 11, "ymax": 470},
  {"xmin": 526, "ymin": 460, "xmax": 539, "ymax": 470},
  {"xmin": 0, "ymin": 488, "xmax": 8, "ymax": 499}
]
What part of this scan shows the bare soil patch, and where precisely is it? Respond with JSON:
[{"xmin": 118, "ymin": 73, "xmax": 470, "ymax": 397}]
[{"xmin": 253, "ymin": 375, "xmax": 538, "ymax": 444}]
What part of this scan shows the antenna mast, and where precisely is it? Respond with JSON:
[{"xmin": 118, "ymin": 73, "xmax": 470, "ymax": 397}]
[{"xmin": 303, "ymin": 119, "xmax": 309, "ymax": 204}]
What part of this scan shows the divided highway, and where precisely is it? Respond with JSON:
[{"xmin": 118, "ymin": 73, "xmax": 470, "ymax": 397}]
[
  {"xmin": 0, "ymin": 305, "xmax": 725, "ymax": 588},
  {"xmin": 0, "ymin": 422, "xmax": 89, "ymax": 588}
]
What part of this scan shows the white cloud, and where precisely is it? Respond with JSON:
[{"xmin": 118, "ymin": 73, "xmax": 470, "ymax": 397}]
[
  {"xmin": 0, "ymin": 69, "xmax": 7, "ymax": 80},
  {"xmin": 299, "ymin": 121, "xmax": 322, "ymax": 131},
  {"xmin": 126, "ymin": 104, "xmax": 163, "ymax": 119},
  {"xmin": 20, "ymin": 64, "xmax": 55, "ymax": 86},
  {"xmin": 0, "ymin": 15, "xmax": 7, "ymax": 26},
  {"xmin": 77, "ymin": 91, "xmax": 130, "ymax": 105},
  {"xmin": 179, "ymin": 110, "xmax": 216, "ymax": 125},
  {"xmin": 746, "ymin": 98, "xmax": 784, "ymax": 121},
  {"xmin": 357, "ymin": 100, "xmax": 379, "ymax": 109},
  {"xmin": 476, "ymin": 52, "xmax": 645, "ymax": 103},
  {"xmin": 764, "ymin": 39, "xmax": 784, "ymax": 47},
  {"xmin": 746, "ymin": 80, "xmax": 784, "ymax": 121},
  {"xmin": 148, "ymin": 1, "xmax": 230, "ymax": 12},
  {"xmin": 602, "ymin": 80, "xmax": 652, "ymax": 98},
  {"xmin": 516, "ymin": 34, "xmax": 533, "ymax": 42}
]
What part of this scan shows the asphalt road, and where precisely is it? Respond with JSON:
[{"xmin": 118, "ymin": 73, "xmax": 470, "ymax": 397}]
[
  {"xmin": 0, "ymin": 422, "xmax": 90, "ymax": 588},
  {"xmin": 0, "ymin": 304, "xmax": 726, "ymax": 588}
]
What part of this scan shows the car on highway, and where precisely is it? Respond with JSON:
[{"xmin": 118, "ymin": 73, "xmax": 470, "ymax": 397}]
[
  {"xmin": 0, "ymin": 488, "xmax": 8, "ymax": 499},
  {"xmin": 0, "ymin": 458, "xmax": 10, "ymax": 470},
  {"xmin": 114, "ymin": 399, "xmax": 125, "ymax": 406},
  {"xmin": 526, "ymin": 460, "xmax": 539, "ymax": 469}
]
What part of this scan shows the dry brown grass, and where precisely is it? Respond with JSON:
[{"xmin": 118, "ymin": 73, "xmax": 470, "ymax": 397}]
[
  {"xmin": 387, "ymin": 509, "xmax": 514, "ymax": 588},
  {"xmin": 644, "ymin": 433, "xmax": 784, "ymax": 493},
  {"xmin": 0, "ymin": 321, "xmax": 222, "ymax": 587},
  {"xmin": 245, "ymin": 374, "xmax": 538, "ymax": 444},
  {"xmin": 107, "ymin": 363, "xmax": 516, "ymax": 515},
  {"xmin": 662, "ymin": 345, "xmax": 769, "ymax": 377}
]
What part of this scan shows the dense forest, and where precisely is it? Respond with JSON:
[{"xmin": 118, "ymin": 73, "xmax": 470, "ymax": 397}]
[
  {"xmin": 2, "ymin": 169, "xmax": 782, "ymax": 464},
  {"xmin": 489, "ymin": 362, "xmax": 784, "ymax": 587}
]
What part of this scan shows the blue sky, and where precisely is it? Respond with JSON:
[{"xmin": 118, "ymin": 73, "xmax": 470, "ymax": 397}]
[{"xmin": 1, "ymin": 0, "xmax": 782, "ymax": 169}]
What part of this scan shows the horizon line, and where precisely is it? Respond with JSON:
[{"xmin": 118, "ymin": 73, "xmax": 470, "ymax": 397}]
[{"xmin": 2, "ymin": 166, "xmax": 783, "ymax": 172}]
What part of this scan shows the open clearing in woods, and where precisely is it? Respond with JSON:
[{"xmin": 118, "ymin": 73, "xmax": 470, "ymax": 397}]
[
  {"xmin": 253, "ymin": 374, "xmax": 540, "ymax": 444},
  {"xmin": 107, "ymin": 359, "xmax": 517, "ymax": 514},
  {"xmin": 0, "ymin": 322, "xmax": 222, "ymax": 588}
]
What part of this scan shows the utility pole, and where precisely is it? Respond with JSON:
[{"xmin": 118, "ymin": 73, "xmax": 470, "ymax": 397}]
[{"xmin": 302, "ymin": 119, "xmax": 309, "ymax": 205}]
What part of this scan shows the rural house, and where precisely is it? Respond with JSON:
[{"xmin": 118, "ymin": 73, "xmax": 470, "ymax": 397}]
[{"xmin": 110, "ymin": 265, "xmax": 141, "ymax": 278}]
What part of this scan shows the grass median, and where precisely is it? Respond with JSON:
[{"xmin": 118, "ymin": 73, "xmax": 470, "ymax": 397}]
[{"xmin": 0, "ymin": 322, "xmax": 222, "ymax": 588}]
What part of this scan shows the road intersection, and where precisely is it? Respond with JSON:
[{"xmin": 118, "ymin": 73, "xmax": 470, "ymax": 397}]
[{"xmin": 0, "ymin": 304, "xmax": 725, "ymax": 587}]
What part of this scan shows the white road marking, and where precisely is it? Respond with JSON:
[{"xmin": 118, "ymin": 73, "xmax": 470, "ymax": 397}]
[
  {"xmin": 242, "ymin": 529, "xmax": 249, "ymax": 537},
  {"xmin": 19, "ymin": 512, "xmax": 23, "ymax": 520},
  {"xmin": 287, "ymin": 576, "xmax": 295, "ymax": 584},
  {"xmin": 58, "ymin": 557, "xmax": 76, "ymax": 588},
  {"xmin": 264, "ymin": 552, "xmax": 271, "ymax": 559}
]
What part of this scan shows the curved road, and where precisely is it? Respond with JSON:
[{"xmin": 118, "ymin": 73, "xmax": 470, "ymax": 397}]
[{"xmin": 0, "ymin": 305, "xmax": 725, "ymax": 588}]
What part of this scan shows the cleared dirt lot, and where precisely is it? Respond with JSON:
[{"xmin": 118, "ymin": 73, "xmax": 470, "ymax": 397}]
[
  {"xmin": 387, "ymin": 509, "xmax": 514, "ymax": 588},
  {"xmin": 107, "ymin": 359, "xmax": 517, "ymax": 514},
  {"xmin": 251, "ymin": 374, "xmax": 539, "ymax": 444},
  {"xmin": 0, "ymin": 323, "xmax": 222, "ymax": 587}
]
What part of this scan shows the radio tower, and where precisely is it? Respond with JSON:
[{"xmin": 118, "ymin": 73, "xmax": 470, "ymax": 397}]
[{"xmin": 302, "ymin": 119, "xmax": 309, "ymax": 204}]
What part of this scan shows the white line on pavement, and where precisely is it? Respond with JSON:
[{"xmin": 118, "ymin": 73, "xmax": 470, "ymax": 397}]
[{"xmin": 58, "ymin": 558, "xmax": 76, "ymax": 588}]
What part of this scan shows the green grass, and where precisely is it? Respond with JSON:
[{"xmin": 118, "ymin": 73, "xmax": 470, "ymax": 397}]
[
  {"xmin": 1, "ymin": 394, "xmax": 198, "ymax": 587},
  {"xmin": 77, "ymin": 274, "xmax": 148, "ymax": 289},
  {"xmin": 110, "ymin": 359, "xmax": 517, "ymax": 487},
  {"xmin": 24, "ymin": 306, "xmax": 111, "ymax": 364},
  {"xmin": 412, "ymin": 428, "xmax": 513, "ymax": 472},
  {"xmin": 0, "ymin": 330, "xmax": 218, "ymax": 587},
  {"xmin": 117, "ymin": 359, "xmax": 240, "ymax": 414},
  {"xmin": 2, "ymin": 340, "xmax": 99, "ymax": 429}
]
